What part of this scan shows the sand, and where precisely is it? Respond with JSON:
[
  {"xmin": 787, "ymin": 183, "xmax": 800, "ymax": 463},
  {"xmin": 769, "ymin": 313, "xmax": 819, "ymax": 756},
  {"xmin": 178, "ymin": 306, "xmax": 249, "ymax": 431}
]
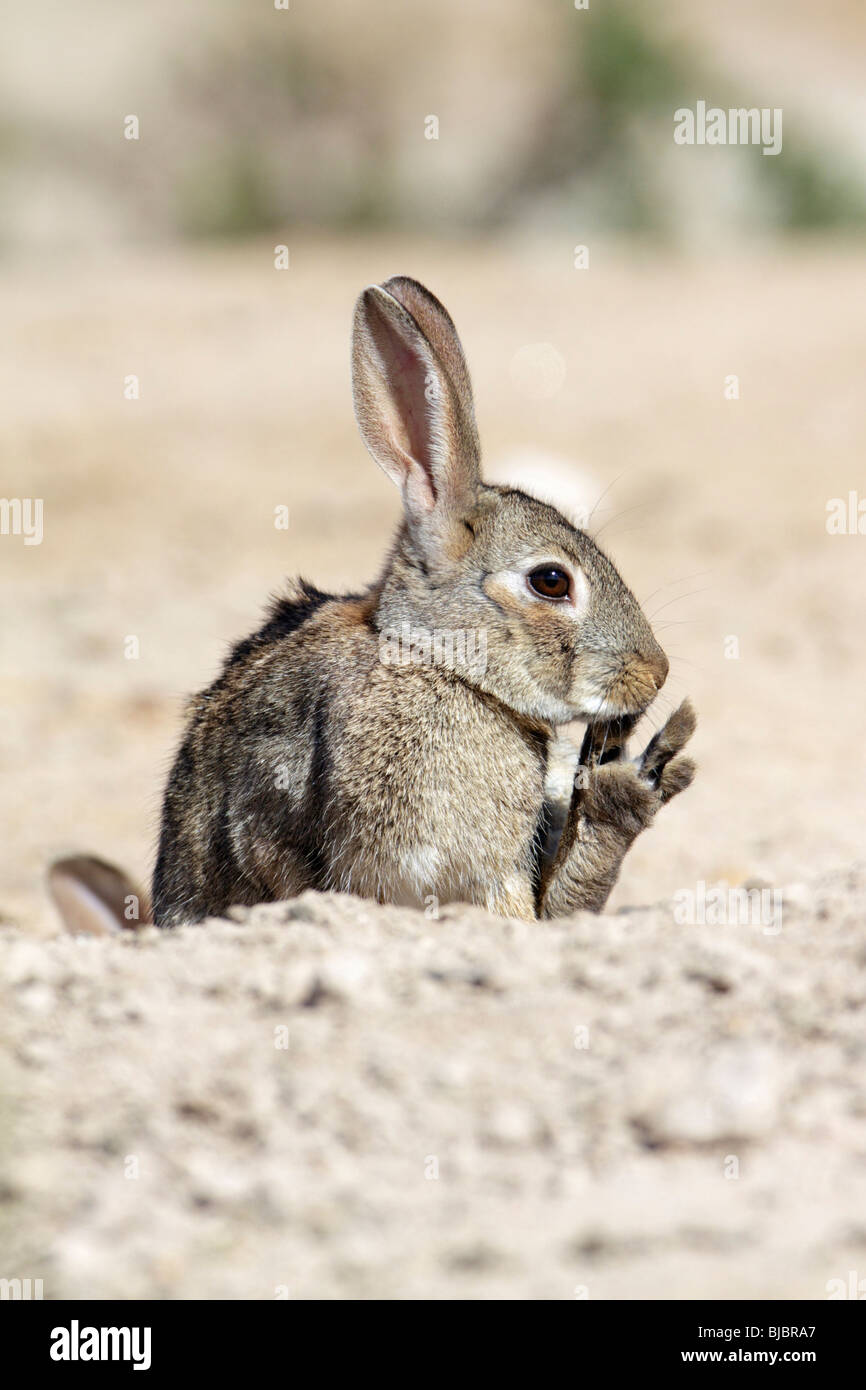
[{"xmin": 1, "ymin": 240, "xmax": 865, "ymax": 1298}]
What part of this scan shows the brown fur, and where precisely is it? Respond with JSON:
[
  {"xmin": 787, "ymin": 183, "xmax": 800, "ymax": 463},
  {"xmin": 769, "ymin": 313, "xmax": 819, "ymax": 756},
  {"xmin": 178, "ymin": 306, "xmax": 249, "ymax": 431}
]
[{"xmin": 151, "ymin": 277, "xmax": 696, "ymax": 927}]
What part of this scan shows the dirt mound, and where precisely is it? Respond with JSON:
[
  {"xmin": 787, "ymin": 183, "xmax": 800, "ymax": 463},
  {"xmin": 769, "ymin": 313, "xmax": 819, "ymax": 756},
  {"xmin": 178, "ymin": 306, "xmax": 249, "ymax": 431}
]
[{"xmin": 2, "ymin": 866, "xmax": 865, "ymax": 1299}]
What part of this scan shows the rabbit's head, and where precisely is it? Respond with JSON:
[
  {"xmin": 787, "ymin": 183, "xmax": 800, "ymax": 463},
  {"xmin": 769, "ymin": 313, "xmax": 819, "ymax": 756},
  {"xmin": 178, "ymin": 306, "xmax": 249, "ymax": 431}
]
[{"xmin": 352, "ymin": 276, "xmax": 668, "ymax": 728}]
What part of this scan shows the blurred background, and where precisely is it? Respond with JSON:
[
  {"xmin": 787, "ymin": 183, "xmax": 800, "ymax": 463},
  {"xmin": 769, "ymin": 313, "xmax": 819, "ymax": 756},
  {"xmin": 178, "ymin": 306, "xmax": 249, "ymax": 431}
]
[
  {"xmin": 1, "ymin": 0, "xmax": 865, "ymax": 928},
  {"xmin": 4, "ymin": 0, "xmax": 866, "ymax": 248}
]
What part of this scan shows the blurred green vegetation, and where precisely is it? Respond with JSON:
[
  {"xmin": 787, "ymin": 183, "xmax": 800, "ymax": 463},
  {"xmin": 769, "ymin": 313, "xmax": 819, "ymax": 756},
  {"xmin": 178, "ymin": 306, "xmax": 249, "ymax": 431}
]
[
  {"xmin": 178, "ymin": 148, "xmax": 276, "ymax": 239},
  {"xmin": 763, "ymin": 143, "xmax": 866, "ymax": 230},
  {"xmin": 169, "ymin": 2, "xmax": 866, "ymax": 242},
  {"xmin": 496, "ymin": 2, "xmax": 866, "ymax": 238},
  {"xmin": 3, "ymin": 0, "xmax": 864, "ymax": 249},
  {"xmin": 580, "ymin": 4, "xmax": 687, "ymax": 115}
]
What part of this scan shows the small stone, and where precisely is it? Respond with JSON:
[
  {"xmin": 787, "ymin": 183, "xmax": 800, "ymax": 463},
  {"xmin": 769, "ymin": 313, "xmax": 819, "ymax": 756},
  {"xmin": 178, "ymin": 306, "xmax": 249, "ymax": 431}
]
[
  {"xmin": 3, "ymin": 941, "xmax": 62, "ymax": 988},
  {"xmin": 635, "ymin": 1045, "xmax": 781, "ymax": 1146},
  {"xmin": 483, "ymin": 1100, "xmax": 547, "ymax": 1148},
  {"xmin": 307, "ymin": 952, "xmax": 372, "ymax": 1004},
  {"xmin": 782, "ymin": 883, "xmax": 812, "ymax": 914},
  {"xmin": 17, "ymin": 981, "xmax": 57, "ymax": 1015}
]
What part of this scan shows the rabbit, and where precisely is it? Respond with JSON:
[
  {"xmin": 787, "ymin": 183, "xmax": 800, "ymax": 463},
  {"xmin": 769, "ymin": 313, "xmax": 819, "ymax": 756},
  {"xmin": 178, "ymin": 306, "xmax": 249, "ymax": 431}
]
[
  {"xmin": 142, "ymin": 275, "xmax": 696, "ymax": 928},
  {"xmin": 48, "ymin": 855, "xmax": 150, "ymax": 935}
]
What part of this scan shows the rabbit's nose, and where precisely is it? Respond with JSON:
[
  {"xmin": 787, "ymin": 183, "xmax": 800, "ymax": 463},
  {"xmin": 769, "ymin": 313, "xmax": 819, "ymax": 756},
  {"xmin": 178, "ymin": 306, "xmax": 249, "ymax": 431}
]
[{"xmin": 647, "ymin": 648, "xmax": 670, "ymax": 691}]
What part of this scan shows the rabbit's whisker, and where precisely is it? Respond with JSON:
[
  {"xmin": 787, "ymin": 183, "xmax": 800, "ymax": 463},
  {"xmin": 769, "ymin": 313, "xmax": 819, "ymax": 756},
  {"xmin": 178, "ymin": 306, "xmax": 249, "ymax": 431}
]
[
  {"xmin": 647, "ymin": 587, "xmax": 712, "ymax": 620},
  {"xmin": 585, "ymin": 473, "xmax": 625, "ymax": 529},
  {"xmin": 639, "ymin": 570, "xmax": 712, "ymax": 608}
]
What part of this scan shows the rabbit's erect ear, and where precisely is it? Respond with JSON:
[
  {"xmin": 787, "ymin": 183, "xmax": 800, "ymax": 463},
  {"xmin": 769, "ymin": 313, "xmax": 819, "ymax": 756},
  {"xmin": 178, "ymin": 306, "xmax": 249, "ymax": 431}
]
[{"xmin": 352, "ymin": 278, "xmax": 480, "ymax": 531}]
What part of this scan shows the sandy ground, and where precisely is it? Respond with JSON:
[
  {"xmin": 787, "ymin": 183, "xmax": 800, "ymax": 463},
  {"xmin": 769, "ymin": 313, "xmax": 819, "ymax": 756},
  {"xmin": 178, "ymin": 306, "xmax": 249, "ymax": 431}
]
[{"xmin": 2, "ymin": 239, "xmax": 865, "ymax": 1298}]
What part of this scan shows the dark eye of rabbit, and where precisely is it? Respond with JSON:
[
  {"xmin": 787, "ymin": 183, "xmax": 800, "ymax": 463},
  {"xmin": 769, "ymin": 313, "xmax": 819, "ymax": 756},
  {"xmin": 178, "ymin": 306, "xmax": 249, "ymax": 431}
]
[{"xmin": 528, "ymin": 566, "xmax": 571, "ymax": 600}]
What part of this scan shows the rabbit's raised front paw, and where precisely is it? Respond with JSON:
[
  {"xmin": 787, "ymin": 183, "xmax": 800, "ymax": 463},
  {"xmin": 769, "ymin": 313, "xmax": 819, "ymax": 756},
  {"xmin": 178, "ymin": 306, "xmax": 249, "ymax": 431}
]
[{"xmin": 578, "ymin": 699, "xmax": 697, "ymax": 841}]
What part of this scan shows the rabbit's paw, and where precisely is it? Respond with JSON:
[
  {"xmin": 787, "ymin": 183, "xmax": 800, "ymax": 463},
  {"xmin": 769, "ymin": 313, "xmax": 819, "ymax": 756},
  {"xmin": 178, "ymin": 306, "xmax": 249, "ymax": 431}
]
[{"xmin": 578, "ymin": 699, "xmax": 697, "ymax": 841}]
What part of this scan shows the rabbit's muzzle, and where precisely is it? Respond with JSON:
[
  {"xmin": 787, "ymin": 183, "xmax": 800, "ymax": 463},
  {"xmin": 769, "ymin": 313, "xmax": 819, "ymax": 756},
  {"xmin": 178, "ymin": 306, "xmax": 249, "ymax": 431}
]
[{"xmin": 575, "ymin": 643, "xmax": 669, "ymax": 721}]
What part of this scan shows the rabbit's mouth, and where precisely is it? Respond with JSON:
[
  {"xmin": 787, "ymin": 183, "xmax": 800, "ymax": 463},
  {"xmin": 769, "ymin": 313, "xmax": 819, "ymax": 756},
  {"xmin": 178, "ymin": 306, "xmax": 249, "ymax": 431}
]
[
  {"xmin": 577, "ymin": 691, "xmax": 654, "ymax": 724},
  {"xmin": 573, "ymin": 645, "xmax": 669, "ymax": 724},
  {"xmin": 574, "ymin": 671, "xmax": 665, "ymax": 724}
]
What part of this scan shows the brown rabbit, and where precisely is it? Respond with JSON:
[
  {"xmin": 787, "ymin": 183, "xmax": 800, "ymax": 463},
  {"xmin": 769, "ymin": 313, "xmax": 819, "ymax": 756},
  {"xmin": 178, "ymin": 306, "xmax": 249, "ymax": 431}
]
[{"xmin": 141, "ymin": 276, "xmax": 696, "ymax": 928}]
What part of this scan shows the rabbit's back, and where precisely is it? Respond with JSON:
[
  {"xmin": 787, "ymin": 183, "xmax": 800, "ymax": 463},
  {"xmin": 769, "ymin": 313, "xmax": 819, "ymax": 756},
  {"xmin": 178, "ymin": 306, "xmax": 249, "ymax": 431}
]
[
  {"xmin": 153, "ymin": 582, "xmax": 368, "ymax": 925},
  {"xmin": 153, "ymin": 582, "xmax": 548, "ymax": 925}
]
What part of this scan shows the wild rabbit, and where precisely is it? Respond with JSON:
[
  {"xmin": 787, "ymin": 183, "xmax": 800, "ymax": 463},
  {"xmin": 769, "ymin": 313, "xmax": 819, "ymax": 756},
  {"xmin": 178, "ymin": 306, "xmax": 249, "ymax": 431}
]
[
  {"xmin": 48, "ymin": 277, "xmax": 695, "ymax": 934},
  {"xmin": 145, "ymin": 276, "xmax": 696, "ymax": 927}
]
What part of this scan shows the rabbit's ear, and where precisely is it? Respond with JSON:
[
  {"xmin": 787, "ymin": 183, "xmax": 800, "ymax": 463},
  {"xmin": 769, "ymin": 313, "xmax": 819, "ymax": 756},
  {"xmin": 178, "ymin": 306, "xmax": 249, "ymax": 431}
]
[
  {"xmin": 352, "ymin": 278, "xmax": 480, "ymax": 533},
  {"xmin": 48, "ymin": 855, "xmax": 150, "ymax": 935}
]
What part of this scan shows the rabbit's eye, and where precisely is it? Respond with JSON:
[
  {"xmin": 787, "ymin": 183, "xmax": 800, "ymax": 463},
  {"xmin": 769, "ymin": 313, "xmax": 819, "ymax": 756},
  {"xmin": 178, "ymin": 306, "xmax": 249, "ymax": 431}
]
[{"xmin": 528, "ymin": 566, "xmax": 571, "ymax": 601}]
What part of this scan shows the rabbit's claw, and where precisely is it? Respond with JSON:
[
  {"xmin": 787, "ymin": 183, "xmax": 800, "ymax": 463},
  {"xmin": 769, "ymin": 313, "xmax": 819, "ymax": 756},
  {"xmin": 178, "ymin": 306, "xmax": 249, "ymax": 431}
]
[
  {"xmin": 576, "ymin": 699, "xmax": 697, "ymax": 836},
  {"xmin": 636, "ymin": 699, "xmax": 698, "ymax": 787}
]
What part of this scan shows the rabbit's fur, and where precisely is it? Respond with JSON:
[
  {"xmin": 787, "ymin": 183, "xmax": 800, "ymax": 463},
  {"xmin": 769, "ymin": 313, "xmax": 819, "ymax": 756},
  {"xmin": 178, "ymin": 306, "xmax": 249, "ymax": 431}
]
[{"xmin": 153, "ymin": 277, "xmax": 695, "ymax": 927}]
